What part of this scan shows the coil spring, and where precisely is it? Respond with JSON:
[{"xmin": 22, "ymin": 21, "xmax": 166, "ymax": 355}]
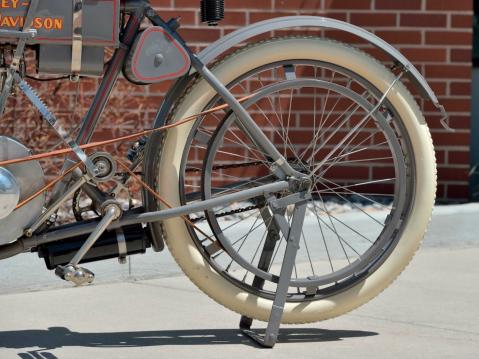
[{"xmin": 201, "ymin": 0, "xmax": 224, "ymax": 26}]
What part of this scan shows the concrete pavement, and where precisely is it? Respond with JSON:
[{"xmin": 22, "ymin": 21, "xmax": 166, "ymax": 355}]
[{"xmin": 0, "ymin": 205, "xmax": 478, "ymax": 358}]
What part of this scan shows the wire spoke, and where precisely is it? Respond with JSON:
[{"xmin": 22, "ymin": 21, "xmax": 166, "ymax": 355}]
[
  {"xmin": 315, "ymin": 178, "xmax": 387, "ymax": 226},
  {"xmin": 225, "ymin": 214, "xmax": 263, "ymax": 272},
  {"xmin": 316, "ymin": 176, "xmax": 394, "ymax": 209},
  {"xmin": 313, "ymin": 193, "xmax": 352, "ymax": 262},
  {"xmin": 313, "ymin": 185, "xmax": 374, "ymax": 244},
  {"xmin": 310, "ymin": 201, "xmax": 361, "ymax": 257},
  {"xmin": 301, "ymin": 229, "xmax": 316, "ymax": 276},
  {"xmin": 308, "ymin": 202, "xmax": 334, "ymax": 273}
]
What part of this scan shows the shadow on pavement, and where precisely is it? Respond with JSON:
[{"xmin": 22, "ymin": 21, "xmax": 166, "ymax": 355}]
[{"xmin": 1, "ymin": 326, "xmax": 378, "ymax": 353}]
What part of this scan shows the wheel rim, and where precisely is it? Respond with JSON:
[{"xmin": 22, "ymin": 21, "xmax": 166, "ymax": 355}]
[{"xmin": 177, "ymin": 60, "xmax": 415, "ymax": 301}]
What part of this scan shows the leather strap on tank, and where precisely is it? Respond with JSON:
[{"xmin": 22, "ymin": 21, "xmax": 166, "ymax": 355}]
[{"xmin": 71, "ymin": 0, "xmax": 84, "ymax": 74}]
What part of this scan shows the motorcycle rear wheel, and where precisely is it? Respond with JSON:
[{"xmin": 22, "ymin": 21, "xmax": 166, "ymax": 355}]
[{"xmin": 147, "ymin": 37, "xmax": 436, "ymax": 324}]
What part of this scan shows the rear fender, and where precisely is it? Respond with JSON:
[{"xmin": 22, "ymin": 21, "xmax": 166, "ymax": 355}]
[{"xmin": 199, "ymin": 16, "xmax": 440, "ymax": 107}]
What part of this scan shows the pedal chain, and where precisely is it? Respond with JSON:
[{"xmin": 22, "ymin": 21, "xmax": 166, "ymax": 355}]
[{"xmin": 191, "ymin": 204, "xmax": 260, "ymax": 223}]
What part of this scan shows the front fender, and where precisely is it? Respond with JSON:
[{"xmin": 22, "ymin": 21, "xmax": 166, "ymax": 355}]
[{"xmin": 199, "ymin": 16, "xmax": 442, "ymax": 111}]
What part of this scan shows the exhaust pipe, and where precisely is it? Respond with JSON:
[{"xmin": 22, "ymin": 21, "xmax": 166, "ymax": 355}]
[{"xmin": 0, "ymin": 240, "xmax": 24, "ymax": 260}]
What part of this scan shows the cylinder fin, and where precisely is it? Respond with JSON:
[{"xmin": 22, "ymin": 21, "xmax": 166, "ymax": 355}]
[{"xmin": 201, "ymin": 0, "xmax": 225, "ymax": 26}]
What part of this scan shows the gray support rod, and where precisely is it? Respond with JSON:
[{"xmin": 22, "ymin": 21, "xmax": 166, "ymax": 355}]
[
  {"xmin": 120, "ymin": 180, "xmax": 288, "ymax": 226},
  {"xmin": 190, "ymin": 55, "xmax": 302, "ymax": 180},
  {"xmin": 240, "ymin": 206, "xmax": 283, "ymax": 330},
  {"xmin": 240, "ymin": 200, "xmax": 307, "ymax": 348},
  {"xmin": 26, "ymin": 175, "xmax": 88, "ymax": 236},
  {"xmin": 265, "ymin": 202, "xmax": 307, "ymax": 345},
  {"xmin": 21, "ymin": 180, "xmax": 290, "ymax": 249}
]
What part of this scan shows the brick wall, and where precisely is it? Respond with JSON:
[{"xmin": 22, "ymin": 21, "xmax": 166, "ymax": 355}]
[
  {"xmin": 151, "ymin": 0, "xmax": 473, "ymax": 201},
  {"xmin": 1, "ymin": 0, "xmax": 473, "ymax": 201}
]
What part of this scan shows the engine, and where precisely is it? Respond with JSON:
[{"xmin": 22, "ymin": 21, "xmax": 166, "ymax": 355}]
[{"xmin": 0, "ymin": 136, "xmax": 45, "ymax": 245}]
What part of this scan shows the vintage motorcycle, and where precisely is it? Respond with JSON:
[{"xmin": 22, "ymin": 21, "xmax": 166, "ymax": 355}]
[{"xmin": 0, "ymin": 0, "xmax": 447, "ymax": 347}]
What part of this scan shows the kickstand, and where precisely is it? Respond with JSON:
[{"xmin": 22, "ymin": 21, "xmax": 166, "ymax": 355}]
[{"xmin": 239, "ymin": 200, "xmax": 307, "ymax": 348}]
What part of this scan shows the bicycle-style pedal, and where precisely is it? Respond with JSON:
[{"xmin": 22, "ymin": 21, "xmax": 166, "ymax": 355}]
[{"xmin": 55, "ymin": 264, "xmax": 95, "ymax": 286}]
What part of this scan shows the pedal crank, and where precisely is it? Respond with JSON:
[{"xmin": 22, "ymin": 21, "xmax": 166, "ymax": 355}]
[
  {"xmin": 54, "ymin": 201, "xmax": 122, "ymax": 286},
  {"xmin": 55, "ymin": 264, "xmax": 95, "ymax": 286}
]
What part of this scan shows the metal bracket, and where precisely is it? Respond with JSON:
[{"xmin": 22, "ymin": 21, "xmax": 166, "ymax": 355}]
[
  {"xmin": 116, "ymin": 228, "xmax": 128, "ymax": 264},
  {"xmin": 438, "ymin": 103, "xmax": 455, "ymax": 132},
  {"xmin": 240, "ymin": 200, "xmax": 307, "ymax": 348},
  {"xmin": 71, "ymin": 0, "xmax": 84, "ymax": 74}
]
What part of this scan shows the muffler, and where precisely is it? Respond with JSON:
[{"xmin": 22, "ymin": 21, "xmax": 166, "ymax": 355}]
[{"xmin": 38, "ymin": 224, "xmax": 150, "ymax": 270}]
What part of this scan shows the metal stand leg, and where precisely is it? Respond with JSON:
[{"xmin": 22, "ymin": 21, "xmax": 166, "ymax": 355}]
[{"xmin": 240, "ymin": 201, "xmax": 307, "ymax": 348}]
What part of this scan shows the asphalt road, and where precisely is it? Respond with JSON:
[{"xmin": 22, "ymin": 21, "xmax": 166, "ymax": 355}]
[{"xmin": 0, "ymin": 204, "xmax": 478, "ymax": 358}]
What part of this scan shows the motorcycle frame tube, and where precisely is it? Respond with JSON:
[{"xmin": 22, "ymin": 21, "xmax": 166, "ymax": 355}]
[
  {"xmin": 15, "ymin": 180, "xmax": 290, "ymax": 251},
  {"xmin": 75, "ymin": 5, "xmax": 146, "ymax": 144}
]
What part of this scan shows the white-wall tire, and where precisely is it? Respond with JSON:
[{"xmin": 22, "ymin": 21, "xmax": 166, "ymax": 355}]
[{"xmin": 152, "ymin": 37, "xmax": 436, "ymax": 324}]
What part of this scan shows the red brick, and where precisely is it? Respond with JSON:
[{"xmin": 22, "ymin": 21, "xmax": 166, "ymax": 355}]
[
  {"xmin": 157, "ymin": 10, "xmax": 196, "ymax": 25},
  {"xmin": 350, "ymin": 13, "xmax": 396, "ymax": 27},
  {"xmin": 451, "ymin": 14, "xmax": 473, "ymax": 28},
  {"xmin": 150, "ymin": 0, "xmax": 173, "ymax": 7},
  {"xmin": 178, "ymin": 27, "xmax": 221, "ymax": 43},
  {"xmin": 222, "ymin": 0, "xmax": 273, "ymax": 9},
  {"xmin": 437, "ymin": 167, "xmax": 469, "ymax": 181},
  {"xmin": 433, "ymin": 132, "xmax": 470, "ymax": 146},
  {"xmin": 448, "ymin": 151, "xmax": 470, "ymax": 165},
  {"xmin": 450, "ymin": 82, "xmax": 472, "ymax": 96},
  {"xmin": 323, "ymin": 0, "xmax": 372, "ymax": 10},
  {"xmin": 375, "ymin": 30, "xmax": 422, "ymax": 44},
  {"xmin": 426, "ymin": 0, "xmax": 472, "ymax": 11},
  {"xmin": 450, "ymin": 49, "xmax": 472, "ymax": 63},
  {"xmin": 376, "ymin": 0, "xmax": 421, "ymax": 10},
  {"xmin": 425, "ymin": 64, "xmax": 472, "ymax": 79},
  {"xmin": 401, "ymin": 48, "xmax": 447, "ymax": 62},
  {"xmin": 400, "ymin": 14, "xmax": 447, "ymax": 28},
  {"xmin": 276, "ymin": 0, "xmax": 322, "ymax": 10},
  {"xmin": 426, "ymin": 31, "xmax": 473, "ymax": 46}
]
